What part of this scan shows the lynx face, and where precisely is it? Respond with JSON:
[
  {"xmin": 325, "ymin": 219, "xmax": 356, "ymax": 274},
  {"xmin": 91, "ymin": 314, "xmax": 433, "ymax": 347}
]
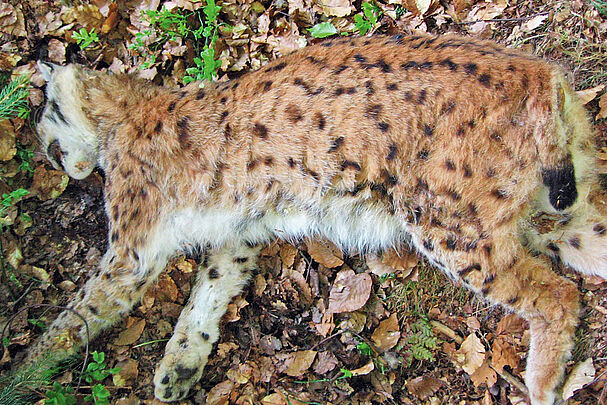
[{"xmin": 27, "ymin": 34, "xmax": 607, "ymax": 405}]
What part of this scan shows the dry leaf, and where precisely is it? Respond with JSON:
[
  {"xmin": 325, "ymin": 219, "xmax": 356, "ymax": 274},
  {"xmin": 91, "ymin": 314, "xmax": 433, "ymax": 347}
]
[
  {"xmin": 206, "ymin": 379, "xmax": 234, "ymax": 405},
  {"xmin": 597, "ymin": 91, "xmax": 607, "ymax": 120},
  {"xmin": 262, "ymin": 393, "xmax": 287, "ymax": 405},
  {"xmin": 562, "ymin": 358, "xmax": 595, "ymax": 400},
  {"xmin": 280, "ymin": 243, "xmax": 297, "ymax": 268},
  {"xmin": 319, "ymin": 0, "xmax": 354, "ymax": 17},
  {"xmin": 521, "ymin": 13, "xmax": 548, "ymax": 32},
  {"xmin": 470, "ymin": 360, "xmax": 497, "ymax": 388},
  {"xmin": 327, "ymin": 269, "xmax": 372, "ymax": 314},
  {"xmin": 496, "ymin": 314, "xmax": 526, "ymax": 336},
  {"xmin": 306, "ymin": 239, "xmax": 344, "ymax": 268},
  {"xmin": 112, "ymin": 358, "xmax": 139, "ymax": 387},
  {"xmin": 404, "ymin": 0, "xmax": 434, "ymax": 15},
  {"xmin": 314, "ymin": 351, "xmax": 338, "ymax": 374},
  {"xmin": 113, "ymin": 318, "xmax": 146, "ymax": 346},
  {"xmin": 491, "ymin": 337, "xmax": 519, "ymax": 373},
  {"xmin": 0, "ymin": 120, "xmax": 16, "ymax": 161},
  {"xmin": 101, "ymin": 2, "xmax": 119, "ymax": 34},
  {"xmin": 457, "ymin": 333, "xmax": 485, "ymax": 375},
  {"xmin": 285, "ymin": 350, "xmax": 317, "ymax": 377},
  {"xmin": 576, "ymin": 84, "xmax": 605, "ymax": 105},
  {"xmin": 226, "ymin": 363, "xmax": 253, "ymax": 384},
  {"xmin": 406, "ymin": 375, "xmax": 444, "ymax": 398},
  {"xmin": 366, "ymin": 254, "xmax": 394, "ymax": 276},
  {"xmin": 154, "ymin": 273, "xmax": 179, "ymax": 302},
  {"xmin": 31, "ymin": 166, "xmax": 69, "ymax": 200},
  {"xmin": 47, "ymin": 39, "xmax": 66, "ymax": 64},
  {"xmin": 351, "ymin": 360, "xmax": 374, "ymax": 376},
  {"xmin": 0, "ymin": 3, "xmax": 26, "ymax": 37},
  {"xmin": 371, "ymin": 313, "xmax": 400, "ymax": 351},
  {"xmin": 381, "ymin": 249, "xmax": 418, "ymax": 272}
]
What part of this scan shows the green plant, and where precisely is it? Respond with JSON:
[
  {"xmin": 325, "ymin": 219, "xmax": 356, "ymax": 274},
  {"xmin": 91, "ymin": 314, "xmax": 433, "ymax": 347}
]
[
  {"xmin": 16, "ymin": 144, "xmax": 34, "ymax": 175},
  {"xmin": 406, "ymin": 317, "xmax": 437, "ymax": 363},
  {"xmin": 82, "ymin": 351, "xmax": 119, "ymax": 405},
  {"xmin": 130, "ymin": 1, "xmax": 227, "ymax": 83},
  {"xmin": 591, "ymin": 0, "xmax": 607, "ymax": 17},
  {"xmin": 0, "ymin": 75, "xmax": 30, "ymax": 121},
  {"xmin": 356, "ymin": 341, "xmax": 373, "ymax": 357},
  {"xmin": 0, "ymin": 188, "xmax": 28, "ymax": 218},
  {"xmin": 0, "ymin": 356, "xmax": 57, "ymax": 405},
  {"xmin": 354, "ymin": 2, "xmax": 382, "ymax": 35},
  {"xmin": 72, "ymin": 28, "xmax": 100, "ymax": 50},
  {"xmin": 309, "ymin": 21, "xmax": 338, "ymax": 38},
  {"xmin": 45, "ymin": 382, "xmax": 76, "ymax": 405}
]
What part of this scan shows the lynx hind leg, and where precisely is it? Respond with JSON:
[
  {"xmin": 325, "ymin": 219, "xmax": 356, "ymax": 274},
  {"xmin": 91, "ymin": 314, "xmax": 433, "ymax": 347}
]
[
  {"xmin": 24, "ymin": 249, "xmax": 167, "ymax": 367},
  {"xmin": 154, "ymin": 242, "xmax": 261, "ymax": 402},
  {"xmin": 411, "ymin": 228, "xmax": 579, "ymax": 405}
]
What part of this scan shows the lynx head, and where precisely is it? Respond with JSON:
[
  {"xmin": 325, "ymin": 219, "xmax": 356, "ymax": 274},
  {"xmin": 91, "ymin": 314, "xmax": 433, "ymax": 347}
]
[{"xmin": 37, "ymin": 62, "xmax": 99, "ymax": 180}]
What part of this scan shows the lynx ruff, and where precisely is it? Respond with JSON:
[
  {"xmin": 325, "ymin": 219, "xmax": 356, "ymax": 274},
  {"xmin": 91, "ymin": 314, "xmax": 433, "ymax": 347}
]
[{"xmin": 30, "ymin": 34, "xmax": 607, "ymax": 404}]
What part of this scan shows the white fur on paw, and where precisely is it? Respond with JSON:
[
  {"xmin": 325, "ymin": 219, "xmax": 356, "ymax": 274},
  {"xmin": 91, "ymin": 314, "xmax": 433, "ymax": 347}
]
[{"xmin": 153, "ymin": 350, "xmax": 208, "ymax": 402}]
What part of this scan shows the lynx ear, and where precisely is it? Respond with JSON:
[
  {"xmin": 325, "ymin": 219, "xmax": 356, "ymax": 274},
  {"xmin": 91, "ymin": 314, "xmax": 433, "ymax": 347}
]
[{"xmin": 37, "ymin": 61, "xmax": 61, "ymax": 81}]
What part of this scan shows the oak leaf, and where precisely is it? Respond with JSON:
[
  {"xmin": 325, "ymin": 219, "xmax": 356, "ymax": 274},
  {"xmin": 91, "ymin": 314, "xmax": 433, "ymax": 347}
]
[
  {"xmin": 491, "ymin": 337, "xmax": 519, "ymax": 373},
  {"xmin": 113, "ymin": 318, "xmax": 145, "ymax": 346},
  {"xmin": 598, "ymin": 91, "xmax": 607, "ymax": 120},
  {"xmin": 470, "ymin": 360, "xmax": 497, "ymax": 388},
  {"xmin": 576, "ymin": 84, "xmax": 605, "ymax": 104}
]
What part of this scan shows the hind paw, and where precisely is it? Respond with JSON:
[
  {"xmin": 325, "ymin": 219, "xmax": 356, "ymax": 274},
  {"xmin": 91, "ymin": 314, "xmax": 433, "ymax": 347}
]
[{"xmin": 153, "ymin": 350, "xmax": 207, "ymax": 402}]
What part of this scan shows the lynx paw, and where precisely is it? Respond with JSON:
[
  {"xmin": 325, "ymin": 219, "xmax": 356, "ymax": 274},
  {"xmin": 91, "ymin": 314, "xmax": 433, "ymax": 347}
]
[{"xmin": 153, "ymin": 350, "xmax": 207, "ymax": 402}]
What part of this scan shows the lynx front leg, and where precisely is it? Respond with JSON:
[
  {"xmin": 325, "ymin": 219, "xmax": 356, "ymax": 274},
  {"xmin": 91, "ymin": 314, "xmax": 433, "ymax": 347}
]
[
  {"xmin": 24, "ymin": 247, "xmax": 170, "ymax": 367},
  {"xmin": 154, "ymin": 243, "xmax": 260, "ymax": 402}
]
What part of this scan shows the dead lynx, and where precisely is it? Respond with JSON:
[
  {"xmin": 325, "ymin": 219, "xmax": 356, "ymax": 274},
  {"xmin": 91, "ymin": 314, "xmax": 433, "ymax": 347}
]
[{"xmin": 29, "ymin": 34, "xmax": 606, "ymax": 404}]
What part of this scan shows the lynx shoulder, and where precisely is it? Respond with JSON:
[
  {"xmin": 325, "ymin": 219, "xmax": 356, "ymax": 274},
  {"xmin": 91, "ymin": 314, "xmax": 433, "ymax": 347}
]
[{"xmin": 29, "ymin": 34, "xmax": 607, "ymax": 405}]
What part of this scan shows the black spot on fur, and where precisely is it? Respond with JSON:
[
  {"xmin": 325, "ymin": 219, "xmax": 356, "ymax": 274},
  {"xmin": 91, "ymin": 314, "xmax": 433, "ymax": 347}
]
[
  {"xmin": 387, "ymin": 144, "xmax": 398, "ymax": 160},
  {"xmin": 378, "ymin": 122, "xmax": 389, "ymax": 132},
  {"xmin": 329, "ymin": 137, "xmax": 344, "ymax": 152},
  {"xmin": 366, "ymin": 103, "xmax": 382, "ymax": 119},
  {"xmin": 417, "ymin": 89, "xmax": 427, "ymax": 104},
  {"xmin": 448, "ymin": 189, "xmax": 461, "ymax": 201},
  {"xmin": 423, "ymin": 239, "xmax": 434, "ymax": 251},
  {"xmin": 209, "ymin": 268, "xmax": 220, "ymax": 279},
  {"xmin": 424, "ymin": 124, "xmax": 434, "ymax": 137},
  {"xmin": 111, "ymin": 231, "xmax": 119, "ymax": 243},
  {"xmin": 286, "ymin": 104, "xmax": 303, "ymax": 123},
  {"xmin": 594, "ymin": 224, "xmax": 606, "ymax": 235},
  {"xmin": 272, "ymin": 62, "xmax": 287, "ymax": 71},
  {"xmin": 155, "ymin": 121, "xmax": 163, "ymax": 132},
  {"xmin": 247, "ymin": 159, "xmax": 259, "ymax": 171},
  {"xmin": 387, "ymin": 83, "xmax": 398, "ymax": 91},
  {"xmin": 445, "ymin": 160, "xmax": 455, "ymax": 171},
  {"xmin": 220, "ymin": 111, "xmax": 229, "ymax": 122},
  {"xmin": 376, "ymin": 59, "xmax": 392, "ymax": 73},
  {"xmin": 569, "ymin": 237, "xmax": 581, "ymax": 249},
  {"xmin": 50, "ymin": 100, "xmax": 68, "ymax": 124},
  {"xmin": 334, "ymin": 65, "xmax": 348, "ymax": 74},
  {"xmin": 478, "ymin": 74, "xmax": 491, "ymax": 87},
  {"xmin": 458, "ymin": 263, "xmax": 481, "ymax": 277},
  {"xmin": 177, "ymin": 116, "xmax": 191, "ymax": 148},
  {"xmin": 87, "ymin": 304, "xmax": 99, "ymax": 315},
  {"xmin": 464, "ymin": 63, "xmax": 478, "ymax": 75},
  {"xmin": 263, "ymin": 81, "xmax": 272, "ymax": 91},
  {"xmin": 441, "ymin": 100, "xmax": 456, "ymax": 114},
  {"xmin": 483, "ymin": 274, "xmax": 495, "ymax": 285},
  {"xmin": 507, "ymin": 296, "xmax": 519, "ymax": 305},
  {"xmin": 168, "ymin": 102, "xmax": 176, "ymax": 112},
  {"xmin": 220, "ymin": 97, "xmax": 227, "ymax": 104},
  {"xmin": 224, "ymin": 124, "xmax": 232, "ymax": 139},
  {"xmin": 401, "ymin": 61, "xmax": 419, "ymax": 70},
  {"xmin": 463, "ymin": 164, "xmax": 473, "ymax": 178},
  {"xmin": 175, "ymin": 365, "xmax": 198, "ymax": 380},
  {"xmin": 547, "ymin": 242, "xmax": 560, "ymax": 252},
  {"xmin": 419, "ymin": 61, "xmax": 433, "ymax": 69},
  {"xmin": 365, "ymin": 81, "xmax": 375, "ymax": 95},
  {"xmin": 541, "ymin": 162, "xmax": 577, "ymax": 210},
  {"xmin": 341, "ymin": 160, "xmax": 361, "ymax": 171},
  {"xmin": 196, "ymin": 89, "xmax": 205, "ymax": 99},
  {"xmin": 416, "ymin": 177, "xmax": 429, "ymax": 191},
  {"xmin": 315, "ymin": 112, "xmax": 326, "ymax": 130},
  {"xmin": 445, "ymin": 237, "xmax": 457, "ymax": 250},
  {"xmin": 234, "ymin": 257, "xmax": 248, "ymax": 263},
  {"xmin": 161, "ymin": 375, "xmax": 170, "ymax": 384},
  {"xmin": 201, "ymin": 332, "xmax": 210, "ymax": 340},
  {"xmin": 418, "ymin": 149, "xmax": 430, "ymax": 160},
  {"xmin": 264, "ymin": 156, "xmax": 273, "ymax": 166},
  {"xmin": 253, "ymin": 123, "xmax": 268, "ymax": 139},
  {"xmin": 354, "ymin": 54, "xmax": 367, "ymax": 63},
  {"xmin": 287, "ymin": 157, "xmax": 296, "ymax": 168},
  {"xmin": 492, "ymin": 189, "xmax": 509, "ymax": 199},
  {"xmin": 440, "ymin": 58, "xmax": 458, "ymax": 71}
]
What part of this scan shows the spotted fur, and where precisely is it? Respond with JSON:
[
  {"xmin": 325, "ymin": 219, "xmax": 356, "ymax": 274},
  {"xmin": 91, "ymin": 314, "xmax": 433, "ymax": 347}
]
[{"xmin": 30, "ymin": 34, "xmax": 607, "ymax": 405}]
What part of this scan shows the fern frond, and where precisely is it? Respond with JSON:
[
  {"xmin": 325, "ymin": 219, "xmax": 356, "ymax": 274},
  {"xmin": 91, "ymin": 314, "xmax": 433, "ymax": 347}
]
[{"xmin": 0, "ymin": 76, "xmax": 30, "ymax": 122}]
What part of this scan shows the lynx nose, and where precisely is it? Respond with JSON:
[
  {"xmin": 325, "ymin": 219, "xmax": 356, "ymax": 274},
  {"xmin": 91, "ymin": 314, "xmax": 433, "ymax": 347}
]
[{"xmin": 47, "ymin": 139, "xmax": 64, "ymax": 169}]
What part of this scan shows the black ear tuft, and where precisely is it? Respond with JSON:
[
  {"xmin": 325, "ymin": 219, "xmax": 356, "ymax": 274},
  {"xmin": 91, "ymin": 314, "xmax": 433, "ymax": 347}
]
[{"xmin": 542, "ymin": 161, "xmax": 577, "ymax": 210}]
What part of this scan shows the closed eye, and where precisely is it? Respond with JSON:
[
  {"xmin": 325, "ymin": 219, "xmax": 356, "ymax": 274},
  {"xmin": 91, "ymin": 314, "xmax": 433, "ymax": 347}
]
[{"xmin": 47, "ymin": 140, "xmax": 64, "ymax": 168}]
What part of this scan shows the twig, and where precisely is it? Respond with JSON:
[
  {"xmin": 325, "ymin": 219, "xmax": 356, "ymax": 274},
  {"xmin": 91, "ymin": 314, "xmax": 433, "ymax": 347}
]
[
  {"xmin": 430, "ymin": 320, "xmax": 463, "ymax": 344},
  {"xmin": 453, "ymin": 11, "xmax": 549, "ymax": 25},
  {"xmin": 487, "ymin": 359, "xmax": 529, "ymax": 397},
  {"xmin": 309, "ymin": 330, "xmax": 345, "ymax": 351}
]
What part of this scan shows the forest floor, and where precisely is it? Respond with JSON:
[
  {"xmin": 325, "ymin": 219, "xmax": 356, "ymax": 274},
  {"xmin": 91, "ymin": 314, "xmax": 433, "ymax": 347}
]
[{"xmin": 0, "ymin": 0, "xmax": 606, "ymax": 404}]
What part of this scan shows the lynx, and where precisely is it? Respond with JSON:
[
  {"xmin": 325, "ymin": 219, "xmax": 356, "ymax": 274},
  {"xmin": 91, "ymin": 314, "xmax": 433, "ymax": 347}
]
[{"xmin": 28, "ymin": 34, "xmax": 607, "ymax": 404}]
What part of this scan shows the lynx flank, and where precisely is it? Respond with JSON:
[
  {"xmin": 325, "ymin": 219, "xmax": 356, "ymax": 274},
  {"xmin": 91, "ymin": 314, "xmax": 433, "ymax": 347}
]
[{"xmin": 30, "ymin": 34, "xmax": 606, "ymax": 404}]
